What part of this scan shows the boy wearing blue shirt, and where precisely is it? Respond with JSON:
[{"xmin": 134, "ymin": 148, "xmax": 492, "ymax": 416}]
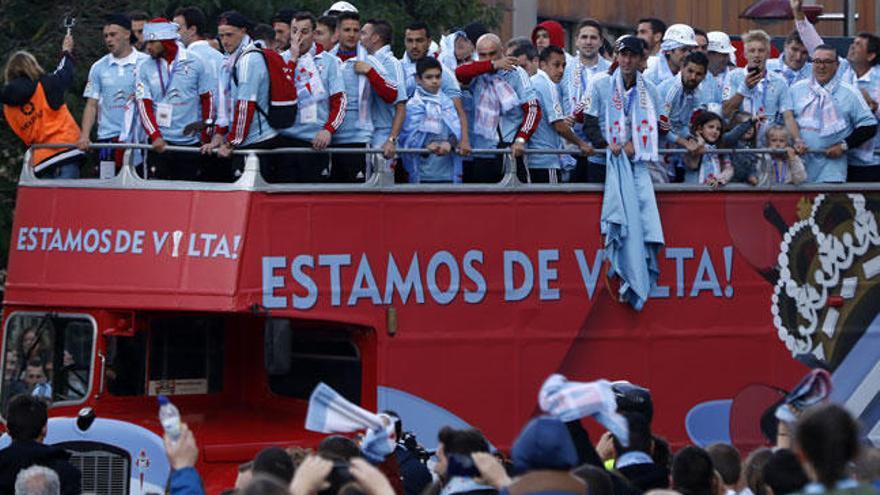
[
  {"xmin": 400, "ymin": 57, "xmax": 462, "ymax": 183},
  {"xmin": 528, "ymin": 46, "xmax": 594, "ymax": 183},
  {"xmin": 136, "ymin": 19, "xmax": 214, "ymax": 180},
  {"xmin": 278, "ymin": 11, "xmax": 346, "ymax": 183},
  {"xmin": 77, "ymin": 14, "xmax": 149, "ymax": 177},
  {"xmin": 330, "ymin": 12, "xmax": 399, "ymax": 183},
  {"xmin": 790, "ymin": 45, "xmax": 878, "ymax": 183}
]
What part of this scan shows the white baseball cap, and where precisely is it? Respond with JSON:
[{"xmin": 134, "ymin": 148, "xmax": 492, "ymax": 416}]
[
  {"xmin": 707, "ymin": 31, "xmax": 736, "ymax": 54},
  {"xmin": 326, "ymin": 1, "xmax": 358, "ymax": 14},
  {"xmin": 663, "ymin": 24, "xmax": 698, "ymax": 47}
]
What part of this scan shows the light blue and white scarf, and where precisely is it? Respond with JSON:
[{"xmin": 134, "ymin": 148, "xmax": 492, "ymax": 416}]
[
  {"xmin": 539, "ymin": 374, "xmax": 629, "ymax": 446},
  {"xmin": 401, "ymin": 87, "xmax": 463, "ymax": 183},
  {"xmin": 473, "ymin": 72, "xmax": 519, "ymax": 140},
  {"xmin": 606, "ymin": 68, "xmax": 659, "ymax": 162},
  {"xmin": 798, "ymin": 73, "xmax": 848, "ymax": 137}
]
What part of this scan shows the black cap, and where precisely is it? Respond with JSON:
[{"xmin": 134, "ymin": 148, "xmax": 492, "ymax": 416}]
[
  {"xmin": 612, "ymin": 382, "xmax": 653, "ymax": 422},
  {"xmin": 617, "ymin": 35, "xmax": 646, "ymax": 56},
  {"xmin": 463, "ymin": 22, "xmax": 488, "ymax": 45},
  {"xmin": 218, "ymin": 10, "xmax": 254, "ymax": 30}
]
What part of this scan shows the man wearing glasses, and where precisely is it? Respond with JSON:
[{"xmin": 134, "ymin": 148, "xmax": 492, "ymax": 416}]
[{"xmin": 789, "ymin": 45, "xmax": 877, "ymax": 183}]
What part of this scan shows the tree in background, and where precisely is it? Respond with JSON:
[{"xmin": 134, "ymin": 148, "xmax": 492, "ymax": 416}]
[{"xmin": 0, "ymin": 0, "xmax": 498, "ymax": 286}]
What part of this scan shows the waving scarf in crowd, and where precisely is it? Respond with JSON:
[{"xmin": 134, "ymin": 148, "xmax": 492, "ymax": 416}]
[
  {"xmin": 538, "ymin": 374, "xmax": 629, "ymax": 447},
  {"xmin": 400, "ymin": 87, "xmax": 463, "ymax": 183},
  {"xmin": 797, "ymin": 73, "xmax": 848, "ymax": 137},
  {"xmin": 775, "ymin": 369, "xmax": 833, "ymax": 423},
  {"xmin": 601, "ymin": 151, "xmax": 664, "ymax": 311},
  {"xmin": 438, "ymin": 31, "xmax": 467, "ymax": 70},
  {"xmin": 306, "ymin": 382, "xmax": 395, "ymax": 462},
  {"xmin": 473, "ymin": 73, "xmax": 519, "ymax": 140},
  {"xmin": 606, "ymin": 69, "xmax": 659, "ymax": 163}
]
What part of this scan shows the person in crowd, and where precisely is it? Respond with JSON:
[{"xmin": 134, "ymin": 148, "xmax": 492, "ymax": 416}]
[
  {"xmin": 77, "ymin": 14, "xmax": 149, "ymax": 178},
  {"xmin": 361, "ymin": 18, "xmax": 409, "ymax": 172},
  {"xmin": 252, "ymin": 446, "xmax": 295, "ymax": 485},
  {"xmin": 279, "ymin": 10, "xmax": 345, "ymax": 182},
  {"xmin": 455, "ymin": 33, "xmax": 540, "ymax": 183},
  {"xmin": 693, "ymin": 28, "xmax": 709, "ymax": 53},
  {"xmin": 844, "ymin": 32, "xmax": 880, "ymax": 181},
  {"xmin": 767, "ymin": 31, "xmax": 812, "ymax": 86},
  {"xmin": 790, "ymin": 44, "xmax": 878, "ymax": 183},
  {"xmin": 271, "ymin": 9, "xmax": 296, "ymax": 53},
  {"xmin": 173, "ymin": 6, "xmax": 229, "ymax": 181},
  {"xmin": 426, "ymin": 426, "xmax": 497, "ymax": 495},
  {"xmin": 329, "ymin": 11, "xmax": 398, "ymax": 183},
  {"xmin": 23, "ymin": 360, "xmax": 49, "ymax": 395},
  {"xmin": 235, "ymin": 460, "xmax": 253, "ymax": 490},
  {"xmin": 683, "ymin": 111, "xmax": 733, "ymax": 187},
  {"xmin": 528, "ymin": 45, "xmax": 594, "ymax": 183},
  {"xmin": 704, "ymin": 32, "xmax": 736, "ymax": 109},
  {"xmin": 383, "ymin": 412, "xmax": 432, "ymax": 495},
  {"xmin": 721, "ymin": 111, "xmax": 764, "ymax": 185},
  {"xmin": 14, "ymin": 465, "xmax": 60, "ymax": 495},
  {"xmin": 645, "ymin": 24, "xmax": 697, "ymax": 86},
  {"xmin": 211, "ymin": 11, "xmax": 283, "ymax": 179},
  {"xmin": 584, "ymin": 36, "xmax": 662, "ymax": 185},
  {"xmin": 722, "ymin": 29, "xmax": 804, "ymax": 147},
  {"xmin": 3, "ymin": 351, "xmax": 27, "ymax": 401},
  {"xmin": 613, "ymin": 412, "xmax": 669, "ymax": 492},
  {"xmin": 129, "ymin": 10, "xmax": 150, "ymax": 51},
  {"xmin": 531, "ymin": 20, "xmax": 568, "ymax": 55},
  {"xmin": 315, "ymin": 15, "xmax": 338, "ymax": 53},
  {"xmin": 794, "ymin": 404, "xmax": 868, "ymax": 495},
  {"xmin": 15, "ymin": 328, "xmax": 52, "ymax": 377},
  {"xmin": 637, "ymin": 18, "xmax": 667, "ymax": 57},
  {"xmin": 707, "ymin": 443, "xmax": 742, "ymax": 495},
  {"xmin": 743, "ymin": 448, "xmax": 774, "ymax": 495},
  {"xmin": 657, "ymin": 51, "xmax": 712, "ymax": 183},
  {"xmin": 568, "ymin": 19, "xmax": 610, "ymax": 114},
  {"xmin": 136, "ymin": 18, "xmax": 214, "ymax": 180},
  {"xmin": 0, "ymin": 395, "xmax": 80, "ymax": 495},
  {"xmin": 400, "ymin": 57, "xmax": 462, "ymax": 183},
  {"xmin": 504, "ymin": 416, "xmax": 587, "ymax": 495},
  {"xmin": 761, "ymin": 124, "xmax": 807, "ymax": 185},
  {"xmin": 762, "ymin": 449, "xmax": 808, "ymax": 495},
  {"xmin": 853, "ymin": 448, "xmax": 880, "ymax": 490},
  {"xmin": 671, "ymin": 446, "xmax": 717, "ymax": 495},
  {"xmin": 252, "ymin": 23, "xmax": 278, "ymax": 50},
  {"xmin": 1, "ymin": 34, "xmax": 83, "ymax": 179},
  {"xmin": 506, "ymin": 38, "xmax": 539, "ymax": 77}
]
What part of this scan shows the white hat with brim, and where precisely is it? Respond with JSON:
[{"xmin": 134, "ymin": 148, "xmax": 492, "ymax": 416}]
[{"xmin": 707, "ymin": 31, "xmax": 736, "ymax": 54}]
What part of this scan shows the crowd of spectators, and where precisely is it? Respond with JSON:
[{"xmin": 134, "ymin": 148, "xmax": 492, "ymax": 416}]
[{"xmin": 3, "ymin": 0, "xmax": 880, "ymax": 185}]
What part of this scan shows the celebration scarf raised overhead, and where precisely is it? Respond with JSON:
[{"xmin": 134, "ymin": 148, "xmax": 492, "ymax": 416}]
[
  {"xmin": 538, "ymin": 374, "xmax": 629, "ymax": 447},
  {"xmin": 305, "ymin": 382, "xmax": 395, "ymax": 462},
  {"xmin": 600, "ymin": 151, "xmax": 664, "ymax": 310},
  {"xmin": 798, "ymin": 73, "xmax": 848, "ymax": 137},
  {"xmin": 606, "ymin": 69, "xmax": 658, "ymax": 163},
  {"xmin": 473, "ymin": 73, "xmax": 519, "ymax": 140},
  {"xmin": 775, "ymin": 369, "xmax": 833, "ymax": 423}
]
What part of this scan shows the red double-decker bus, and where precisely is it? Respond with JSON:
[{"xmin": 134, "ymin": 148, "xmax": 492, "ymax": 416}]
[{"xmin": 2, "ymin": 151, "xmax": 877, "ymax": 493}]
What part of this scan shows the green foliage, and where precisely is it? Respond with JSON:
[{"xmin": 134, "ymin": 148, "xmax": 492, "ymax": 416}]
[{"xmin": 0, "ymin": 0, "xmax": 499, "ymax": 279}]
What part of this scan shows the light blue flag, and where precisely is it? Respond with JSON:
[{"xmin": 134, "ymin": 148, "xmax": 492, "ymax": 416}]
[{"xmin": 600, "ymin": 151, "xmax": 664, "ymax": 311}]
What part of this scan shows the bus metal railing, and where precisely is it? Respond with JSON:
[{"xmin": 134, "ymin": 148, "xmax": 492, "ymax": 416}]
[{"xmin": 23, "ymin": 143, "xmax": 880, "ymax": 193}]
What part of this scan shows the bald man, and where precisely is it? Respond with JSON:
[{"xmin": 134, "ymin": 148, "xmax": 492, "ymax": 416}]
[{"xmin": 455, "ymin": 34, "xmax": 541, "ymax": 183}]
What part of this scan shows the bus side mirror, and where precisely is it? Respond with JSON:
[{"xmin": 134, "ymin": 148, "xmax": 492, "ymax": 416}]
[{"xmin": 264, "ymin": 319, "xmax": 292, "ymax": 375}]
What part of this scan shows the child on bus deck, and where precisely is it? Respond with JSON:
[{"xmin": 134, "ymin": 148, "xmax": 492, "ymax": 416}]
[
  {"xmin": 761, "ymin": 124, "xmax": 807, "ymax": 185},
  {"xmin": 399, "ymin": 57, "xmax": 463, "ymax": 184},
  {"xmin": 683, "ymin": 111, "xmax": 733, "ymax": 187},
  {"xmin": 721, "ymin": 111, "xmax": 764, "ymax": 185}
]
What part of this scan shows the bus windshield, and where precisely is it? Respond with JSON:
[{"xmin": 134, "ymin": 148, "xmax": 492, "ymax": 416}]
[{"xmin": 1, "ymin": 313, "xmax": 95, "ymax": 409}]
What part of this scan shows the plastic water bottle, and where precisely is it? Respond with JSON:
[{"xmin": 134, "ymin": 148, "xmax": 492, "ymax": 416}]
[{"xmin": 157, "ymin": 395, "xmax": 181, "ymax": 441}]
